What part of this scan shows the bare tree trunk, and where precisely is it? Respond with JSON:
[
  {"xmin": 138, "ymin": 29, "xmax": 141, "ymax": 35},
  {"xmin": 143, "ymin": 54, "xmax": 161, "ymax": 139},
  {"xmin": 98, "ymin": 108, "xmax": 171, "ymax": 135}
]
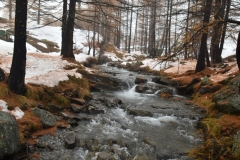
[
  {"xmin": 128, "ymin": 6, "xmax": 133, "ymax": 53},
  {"xmin": 210, "ymin": 0, "xmax": 225, "ymax": 64},
  {"xmin": 219, "ymin": 0, "xmax": 230, "ymax": 56},
  {"xmin": 9, "ymin": 0, "xmax": 12, "ymax": 20},
  {"xmin": 93, "ymin": 5, "xmax": 96, "ymax": 57},
  {"xmin": 143, "ymin": 6, "xmax": 148, "ymax": 54},
  {"xmin": 8, "ymin": 0, "xmax": 28, "ymax": 94},
  {"xmin": 236, "ymin": 31, "xmax": 240, "ymax": 70},
  {"xmin": 164, "ymin": 0, "xmax": 170, "ymax": 56},
  {"xmin": 37, "ymin": 0, "xmax": 40, "ymax": 24},
  {"xmin": 167, "ymin": 0, "xmax": 173, "ymax": 56},
  {"xmin": 133, "ymin": 9, "xmax": 138, "ymax": 51},
  {"xmin": 195, "ymin": 0, "xmax": 213, "ymax": 73},
  {"xmin": 184, "ymin": 0, "xmax": 190, "ymax": 59},
  {"xmin": 62, "ymin": 0, "xmax": 76, "ymax": 58},
  {"xmin": 61, "ymin": 0, "xmax": 67, "ymax": 56}
]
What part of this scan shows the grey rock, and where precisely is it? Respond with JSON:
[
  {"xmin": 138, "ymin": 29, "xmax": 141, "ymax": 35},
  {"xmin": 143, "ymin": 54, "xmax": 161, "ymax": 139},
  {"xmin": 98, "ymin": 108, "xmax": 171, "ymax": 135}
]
[
  {"xmin": 32, "ymin": 107, "xmax": 56, "ymax": 128},
  {"xmin": 70, "ymin": 98, "xmax": 86, "ymax": 105},
  {"xmin": 135, "ymin": 76, "xmax": 147, "ymax": 84},
  {"xmin": 113, "ymin": 98, "xmax": 122, "ymax": 104},
  {"xmin": 65, "ymin": 132, "xmax": 76, "ymax": 149},
  {"xmin": 70, "ymin": 103, "xmax": 85, "ymax": 113},
  {"xmin": 233, "ymin": 130, "xmax": 240, "ymax": 159},
  {"xmin": 127, "ymin": 107, "xmax": 153, "ymax": 117},
  {"xmin": 97, "ymin": 152, "xmax": 115, "ymax": 160},
  {"xmin": 152, "ymin": 76, "xmax": 178, "ymax": 86},
  {"xmin": 48, "ymin": 104, "xmax": 63, "ymax": 112},
  {"xmin": 0, "ymin": 111, "xmax": 21, "ymax": 159}
]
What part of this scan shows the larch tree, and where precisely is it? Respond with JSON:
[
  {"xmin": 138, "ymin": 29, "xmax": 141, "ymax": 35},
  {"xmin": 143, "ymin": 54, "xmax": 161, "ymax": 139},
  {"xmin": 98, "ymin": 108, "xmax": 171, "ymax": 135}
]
[
  {"xmin": 7, "ymin": 0, "xmax": 28, "ymax": 94},
  {"xmin": 195, "ymin": 0, "xmax": 213, "ymax": 73},
  {"xmin": 61, "ymin": 0, "xmax": 76, "ymax": 58}
]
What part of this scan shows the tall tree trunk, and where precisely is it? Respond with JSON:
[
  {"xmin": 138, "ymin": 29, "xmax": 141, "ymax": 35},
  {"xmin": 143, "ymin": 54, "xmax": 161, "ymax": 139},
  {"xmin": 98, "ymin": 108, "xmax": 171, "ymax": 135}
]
[
  {"xmin": 210, "ymin": 0, "xmax": 224, "ymax": 64},
  {"xmin": 133, "ymin": 9, "xmax": 138, "ymax": 51},
  {"xmin": 62, "ymin": 0, "xmax": 76, "ymax": 58},
  {"xmin": 168, "ymin": 0, "xmax": 173, "ymax": 56},
  {"xmin": 148, "ymin": 0, "xmax": 156, "ymax": 57},
  {"xmin": 143, "ymin": 7, "xmax": 148, "ymax": 54},
  {"xmin": 184, "ymin": 0, "xmax": 190, "ymax": 59},
  {"xmin": 125, "ymin": 4, "xmax": 129, "ymax": 51},
  {"xmin": 61, "ymin": 0, "xmax": 67, "ymax": 56},
  {"xmin": 37, "ymin": 0, "xmax": 40, "ymax": 24},
  {"xmin": 219, "ymin": 0, "xmax": 230, "ymax": 56},
  {"xmin": 93, "ymin": 5, "xmax": 96, "ymax": 57},
  {"xmin": 164, "ymin": 0, "xmax": 170, "ymax": 56},
  {"xmin": 236, "ymin": 31, "xmax": 240, "ymax": 70},
  {"xmin": 140, "ymin": 7, "xmax": 145, "ymax": 53},
  {"xmin": 8, "ymin": 0, "xmax": 28, "ymax": 94},
  {"xmin": 9, "ymin": 0, "xmax": 12, "ymax": 20},
  {"xmin": 128, "ymin": 6, "xmax": 133, "ymax": 53},
  {"xmin": 195, "ymin": 0, "xmax": 213, "ymax": 73}
]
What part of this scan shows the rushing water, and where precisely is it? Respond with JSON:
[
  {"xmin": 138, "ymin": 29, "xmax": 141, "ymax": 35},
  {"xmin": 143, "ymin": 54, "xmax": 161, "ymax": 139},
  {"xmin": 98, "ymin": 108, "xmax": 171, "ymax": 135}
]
[{"xmin": 31, "ymin": 65, "xmax": 204, "ymax": 160}]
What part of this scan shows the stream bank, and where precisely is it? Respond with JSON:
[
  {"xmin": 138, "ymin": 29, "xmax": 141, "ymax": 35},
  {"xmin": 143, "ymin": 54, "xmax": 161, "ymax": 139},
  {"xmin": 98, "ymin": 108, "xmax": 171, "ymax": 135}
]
[{"xmin": 23, "ymin": 64, "xmax": 205, "ymax": 160}]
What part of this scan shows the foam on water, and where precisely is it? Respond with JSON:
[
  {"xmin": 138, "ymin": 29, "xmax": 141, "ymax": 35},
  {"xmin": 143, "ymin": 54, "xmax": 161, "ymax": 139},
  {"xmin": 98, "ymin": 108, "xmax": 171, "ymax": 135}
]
[{"xmin": 135, "ymin": 115, "xmax": 178, "ymax": 126}]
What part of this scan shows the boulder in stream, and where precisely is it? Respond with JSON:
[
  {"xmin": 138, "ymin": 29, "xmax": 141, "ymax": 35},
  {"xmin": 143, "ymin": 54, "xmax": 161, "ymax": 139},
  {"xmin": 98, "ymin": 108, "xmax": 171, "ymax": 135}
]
[
  {"xmin": 135, "ymin": 76, "xmax": 147, "ymax": 84},
  {"xmin": 97, "ymin": 152, "xmax": 115, "ymax": 160},
  {"xmin": 0, "ymin": 111, "xmax": 21, "ymax": 159}
]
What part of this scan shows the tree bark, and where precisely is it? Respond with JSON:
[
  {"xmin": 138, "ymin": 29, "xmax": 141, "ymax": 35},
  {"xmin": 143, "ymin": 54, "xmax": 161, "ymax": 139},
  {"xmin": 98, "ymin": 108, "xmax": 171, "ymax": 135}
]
[
  {"xmin": 219, "ymin": 0, "xmax": 230, "ymax": 56},
  {"xmin": 128, "ymin": 6, "xmax": 133, "ymax": 53},
  {"xmin": 236, "ymin": 31, "xmax": 240, "ymax": 70},
  {"xmin": 61, "ymin": 0, "xmax": 67, "ymax": 56},
  {"xmin": 62, "ymin": 0, "xmax": 76, "ymax": 58},
  {"xmin": 9, "ymin": 0, "xmax": 12, "ymax": 20},
  {"xmin": 195, "ymin": 0, "xmax": 213, "ymax": 73},
  {"xmin": 210, "ymin": 0, "xmax": 224, "ymax": 64},
  {"xmin": 7, "ymin": 0, "xmax": 28, "ymax": 94},
  {"xmin": 37, "ymin": 0, "xmax": 41, "ymax": 24}
]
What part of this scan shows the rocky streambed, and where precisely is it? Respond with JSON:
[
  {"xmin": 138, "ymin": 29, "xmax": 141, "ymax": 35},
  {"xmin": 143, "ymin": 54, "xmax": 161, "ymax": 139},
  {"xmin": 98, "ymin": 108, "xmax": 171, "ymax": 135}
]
[{"xmin": 26, "ymin": 65, "xmax": 205, "ymax": 160}]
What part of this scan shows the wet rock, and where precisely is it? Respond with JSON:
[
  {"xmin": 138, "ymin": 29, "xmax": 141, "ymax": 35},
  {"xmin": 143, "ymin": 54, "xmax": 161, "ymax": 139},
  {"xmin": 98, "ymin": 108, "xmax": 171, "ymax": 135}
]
[
  {"xmin": 70, "ymin": 98, "xmax": 86, "ymax": 105},
  {"xmin": 233, "ymin": 130, "xmax": 240, "ymax": 159},
  {"xmin": 70, "ymin": 103, "xmax": 85, "ymax": 113},
  {"xmin": 60, "ymin": 111, "xmax": 74, "ymax": 119},
  {"xmin": 152, "ymin": 76, "xmax": 178, "ymax": 86},
  {"xmin": 158, "ymin": 88, "xmax": 174, "ymax": 98},
  {"xmin": 127, "ymin": 107, "xmax": 153, "ymax": 117},
  {"xmin": 32, "ymin": 107, "xmax": 56, "ymax": 128},
  {"xmin": 199, "ymin": 85, "xmax": 221, "ymax": 95},
  {"xmin": 144, "ymin": 137, "xmax": 157, "ymax": 148},
  {"xmin": 135, "ymin": 76, "xmax": 147, "ymax": 84},
  {"xmin": 0, "ymin": 112, "xmax": 21, "ymax": 159},
  {"xmin": 128, "ymin": 61, "xmax": 144, "ymax": 71},
  {"xmin": 97, "ymin": 152, "xmax": 115, "ymax": 160},
  {"xmin": 113, "ymin": 98, "xmax": 122, "ymax": 104},
  {"xmin": 213, "ymin": 86, "xmax": 240, "ymax": 114},
  {"xmin": 67, "ymin": 119, "xmax": 78, "ymax": 127},
  {"xmin": 201, "ymin": 76, "xmax": 210, "ymax": 86},
  {"xmin": 176, "ymin": 78, "xmax": 201, "ymax": 95},
  {"xmin": 65, "ymin": 132, "xmax": 76, "ymax": 149},
  {"xmin": 0, "ymin": 67, "xmax": 5, "ymax": 82},
  {"xmin": 97, "ymin": 97, "xmax": 117, "ymax": 107},
  {"xmin": 64, "ymin": 88, "xmax": 79, "ymax": 98},
  {"xmin": 135, "ymin": 83, "xmax": 167, "ymax": 94},
  {"xmin": 135, "ymin": 84, "xmax": 149, "ymax": 93},
  {"xmin": 48, "ymin": 104, "xmax": 63, "ymax": 112},
  {"xmin": 82, "ymin": 73, "xmax": 128, "ymax": 91}
]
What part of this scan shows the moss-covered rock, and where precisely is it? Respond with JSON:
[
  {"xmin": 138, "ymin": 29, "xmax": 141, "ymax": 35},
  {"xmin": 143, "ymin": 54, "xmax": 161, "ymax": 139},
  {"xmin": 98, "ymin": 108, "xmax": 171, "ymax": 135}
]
[{"xmin": 0, "ymin": 111, "xmax": 21, "ymax": 159}]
